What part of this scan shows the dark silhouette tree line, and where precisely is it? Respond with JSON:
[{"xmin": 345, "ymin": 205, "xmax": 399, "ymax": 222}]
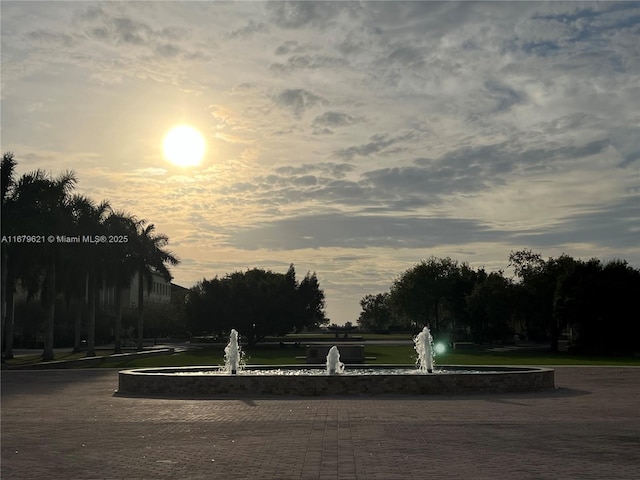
[
  {"xmin": 185, "ymin": 264, "xmax": 328, "ymax": 345},
  {"xmin": 358, "ymin": 252, "xmax": 639, "ymax": 354},
  {"xmin": 1, "ymin": 152, "xmax": 180, "ymax": 360}
]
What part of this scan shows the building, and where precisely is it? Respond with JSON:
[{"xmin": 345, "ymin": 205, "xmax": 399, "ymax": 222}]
[
  {"xmin": 120, "ymin": 271, "xmax": 172, "ymax": 310},
  {"xmin": 89, "ymin": 270, "xmax": 174, "ymax": 313}
]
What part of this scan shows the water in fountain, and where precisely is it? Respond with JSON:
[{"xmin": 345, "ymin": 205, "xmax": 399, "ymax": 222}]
[
  {"xmin": 414, "ymin": 326, "xmax": 434, "ymax": 373},
  {"xmin": 223, "ymin": 329, "xmax": 242, "ymax": 374},
  {"xmin": 326, "ymin": 345, "xmax": 345, "ymax": 374}
]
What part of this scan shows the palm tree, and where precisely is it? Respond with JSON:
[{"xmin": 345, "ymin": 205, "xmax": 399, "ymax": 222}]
[
  {"xmin": 103, "ymin": 210, "xmax": 139, "ymax": 354},
  {"xmin": 0, "ymin": 157, "xmax": 48, "ymax": 359},
  {"xmin": 66, "ymin": 195, "xmax": 111, "ymax": 357},
  {"xmin": 10, "ymin": 167, "xmax": 77, "ymax": 360},
  {"xmin": 1, "ymin": 153, "xmax": 17, "ymax": 360},
  {"xmin": 131, "ymin": 221, "xmax": 179, "ymax": 351}
]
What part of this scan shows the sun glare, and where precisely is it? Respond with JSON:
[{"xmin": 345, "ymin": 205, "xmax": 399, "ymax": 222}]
[{"xmin": 163, "ymin": 125, "xmax": 206, "ymax": 167}]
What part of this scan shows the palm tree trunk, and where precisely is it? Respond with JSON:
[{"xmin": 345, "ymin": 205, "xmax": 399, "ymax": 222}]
[
  {"xmin": 3, "ymin": 284, "xmax": 15, "ymax": 359},
  {"xmin": 42, "ymin": 258, "xmax": 56, "ymax": 361},
  {"xmin": 1, "ymin": 248, "xmax": 15, "ymax": 360},
  {"xmin": 86, "ymin": 273, "xmax": 96, "ymax": 357},
  {"xmin": 1, "ymin": 248, "xmax": 7, "ymax": 359},
  {"xmin": 137, "ymin": 271, "xmax": 144, "ymax": 351},
  {"xmin": 114, "ymin": 286, "xmax": 123, "ymax": 354},
  {"xmin": 73, "ymin": 295, "xmax": 83, "ymax": 353}
]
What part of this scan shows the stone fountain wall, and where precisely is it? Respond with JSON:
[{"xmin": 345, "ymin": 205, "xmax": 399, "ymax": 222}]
[{"xmin": 117, "ymin": 366, "xmax": 555, "ymax": 397}]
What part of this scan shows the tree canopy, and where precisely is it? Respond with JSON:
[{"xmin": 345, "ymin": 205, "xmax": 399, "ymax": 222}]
[
  {"xmin": 1, "ymin": 153, "xmax": 179, "ymax": 359},
  {"xmin": 185, "ymin": 265, "xmax": 328, "ymax": 345},
  {"xmin": 358, "ymin": 251, "xmax": 639, "ymax": 354}
]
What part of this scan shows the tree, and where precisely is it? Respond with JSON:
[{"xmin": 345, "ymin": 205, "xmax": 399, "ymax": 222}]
[
  {"xmin": 467, "ymin": 271, "xmax": 514, "ymax": 343},
  {"xmin": 228, "ymin": 268, "xmax": 323, "ymax": 345},
  {"xmin": 447, "ymin": 262, "xmax": 480, "ymax": 338},
  {"xmin": 66, "ymin": 195, "xmax": 111, "ymax": 357},
  {"xmin": 509, "ymin": 249, "xmax": 553, "ymax": 344},
  {"xmin": 552, "ymin": 258, "xmax": 601, "ymax": 352},
  {"xmin": 388, "ymin": 257, "xmax": 461, "ymax": 333},
  {"xmin": 103, "ymin": 210, "xmax": 139, "ymax": 354},
  {"xmin": 1, "ymin": 153, "xmax": 17, "ymax": 359},
  {"xmin": 296, "ymin": 272, "xmax": 328, "ymax": 331},
  {"xmin": 2, "ymin": 153, "xmax": 182, "ymax": 357},
  {"xmin": 556, "ymin": 259, "xmax": 640, "ymax": 353},
  {"xmin": 509, "ymin": 250, "xmax": 579, "ymax": 351},
  {"xmin": 8, "ymin": 166, "xmax": 77, "ymax": 360},
  {"xmin": 185, "ymin": 265, "xmax": 328, "ymax": 343},
  {"xmin": 357, "ymin": 293, "xmax": 392, "ymax": 331},
  {"xmin": 131, "ymin": 222, "xmax": 179, "ymax": 350},
  {"xmin": 597, "ymin": 260, "xmax": 640, "ymax": 353},
  {"xmin": 186, "ymin": 276, "xmax": 229, "ymax": 338}
]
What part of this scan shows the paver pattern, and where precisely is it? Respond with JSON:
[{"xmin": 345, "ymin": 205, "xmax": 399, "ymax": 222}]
[{"xmin": 2, "ymin": 367, "xmax": 639, "ymax": 479}]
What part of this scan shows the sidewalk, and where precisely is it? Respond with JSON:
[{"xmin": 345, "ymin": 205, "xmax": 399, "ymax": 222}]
[
  {"xmin": 2, "ymin": 342, "xmax": 189, "ymax": 370},
  {"xmin": 2, "ymin": 367, "xmax": 639, "ymax": 479}
]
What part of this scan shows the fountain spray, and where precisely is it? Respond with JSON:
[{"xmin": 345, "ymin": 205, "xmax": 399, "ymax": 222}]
[
  {"xmin": 326, "ymin": 346, "xmax": 345, "ymax": 374},
  {"xmin": 414, "ymin": 326, "xmax": 434, "ymax": 373},
  {"xmin": 224, "ymin": 329, "xmax": 241, "ymax": 374}
]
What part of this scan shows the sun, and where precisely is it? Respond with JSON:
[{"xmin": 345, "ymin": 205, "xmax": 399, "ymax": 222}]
[{"xmin": 163, "ymin": 125, "xmax": 206, "ymax": 167}]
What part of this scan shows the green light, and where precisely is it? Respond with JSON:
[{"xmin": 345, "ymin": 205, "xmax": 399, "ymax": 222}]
[{"xmin": 434, "ymin": 342, "xmax": 446, "ymax": 355}]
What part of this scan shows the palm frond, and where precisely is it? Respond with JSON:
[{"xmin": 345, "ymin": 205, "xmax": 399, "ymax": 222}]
[{"xmin": 1, "ymin": 152, "xmax": 17, "ymax": 203}]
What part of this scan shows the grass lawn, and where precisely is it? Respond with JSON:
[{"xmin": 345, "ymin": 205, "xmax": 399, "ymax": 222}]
[
  {"xmin": 258, "ymin": 333, "xmax": 414, "ymax": 344},
  {"xmin": 92, "ymin": 348, "xmax": 225, "ymax": 369},
  {"xmin": 93, "ymin": 344, "xmax": 309, "ymax": 369},
  {"xmin": 437, "ymin": 349, "xmax": 640, "ymax": 366},
  {"xmin": 94, "ymin": 344, "xmax": 640, "ymax": 369},
  {"xmin": 345, "ymin": 345, "xmax": 640, "ymax": 366},
  {"xmin": 4, "ymin": 349, "xmax": 115, "ymax": 366},
  {"xmin": 5, "ymin": 344, "xmax": 639, "ymax": 369}
]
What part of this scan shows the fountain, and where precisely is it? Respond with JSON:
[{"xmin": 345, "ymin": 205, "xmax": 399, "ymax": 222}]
[
  {"xmin": 414, "ymin": 326, "xmax": 433, "ymax": 373},
  {"xmin": 223, "ymin": 329, "xmax": 241, "ymax": 374},
  {"xmin": 326, "ymin": 346, "xmax": 345, "ymax": 374},
  {"xmin": 117, "ymin": 329, "xmax": 555, "ymax": 397}
]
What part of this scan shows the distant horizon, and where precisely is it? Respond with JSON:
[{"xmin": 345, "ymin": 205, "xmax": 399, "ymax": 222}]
[{"xmin": 2, "ymin": 1, "xmax": 638, "ymax": 325}]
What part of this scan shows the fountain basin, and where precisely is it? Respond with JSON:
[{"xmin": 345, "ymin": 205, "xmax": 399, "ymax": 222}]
[{"xmin": 117, "ymin": 365, "xmax": 554, "ymax": 397}]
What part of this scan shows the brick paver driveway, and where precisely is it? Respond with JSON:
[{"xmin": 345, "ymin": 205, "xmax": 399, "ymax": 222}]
[{"xmin": 2, "ymin": 367, "xmax": 639, "ymax": 479}]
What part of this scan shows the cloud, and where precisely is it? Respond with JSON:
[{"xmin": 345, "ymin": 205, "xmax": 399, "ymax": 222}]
[
  {"xmin": 274, "ymin": 162, "xmax": 354, "ymax": 179},
  {"xmin": 513, "ymin": 196, "xmax": 639, "ymax": 252},
  {"xmin": 228, "ymin": 20, "xmax": 269, "ymax": 39},
  {"xmin": 359, "ymin": 137, "xmax": 615, "ymax": 201},
  {"xmin": 483, "ymin": 79, "xmax": 529, "ymax": 113},
  {"xmin": 334, "ymin": 132, "xmax": 416, "ymax": 159},
  {"xmin": 70, "ymin": 5, "xmax": 209, "ymax": 73},
  {"xmin": 154, "ymin": 43, "xmax": 181, "ymax": 58},
  {"xmin": 311, "ymin": 111, "xmax": 362, "ymax": 135},
  {"xmin": 384, "ymin": 45, "xmax": 425, "ymax": 67},
  {"xmin": 229, "ymin": 212, "xmax": 503, "ymax": 250},
  {"xmin": 312, "ymin": 111, "xmax": 360, "ymax": 127},
  {"xmin": 26, "ymin": 30, "xmax": 77, "ymax": 47},
  {"xmin": 291, "ymin": 175, "xmax": 318, "ymax": 187},
  {"xmin": 274, "ymin": 40, "xmax": 304, "ymax": 56},
  {"xmin": 270, "ymin": 54, "xmax": 349, "ymax": 72},
  {"xmin": 266, "ymin": 1, "xmax": 347, "ymax": 30},
  {"xmin": 272, "ymin": 88, "xmax": 328, "ymax": 118}
]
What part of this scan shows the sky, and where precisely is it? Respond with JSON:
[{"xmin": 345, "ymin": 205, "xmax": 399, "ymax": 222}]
[{"xmin": 1, "ymin": 1, "xmax": 639, "ymax": 325}]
